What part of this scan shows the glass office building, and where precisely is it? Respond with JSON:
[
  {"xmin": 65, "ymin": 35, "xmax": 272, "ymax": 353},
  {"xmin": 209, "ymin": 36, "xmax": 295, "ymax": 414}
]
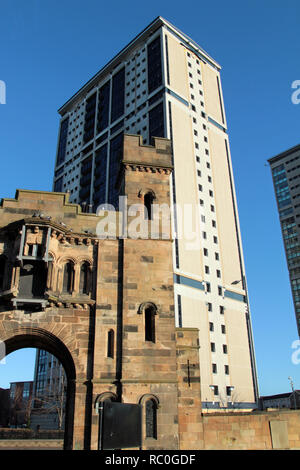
[{"xmin": 269, "ymin": 144, "xmax": 300, "ymax": 337}]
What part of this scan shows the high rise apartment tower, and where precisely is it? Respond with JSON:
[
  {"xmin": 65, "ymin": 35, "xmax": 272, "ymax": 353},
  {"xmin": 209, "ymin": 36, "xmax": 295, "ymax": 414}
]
[
  {"xmin": 269, "ymin": 143, "xmax": 300, "ymax": 337},
  {"xmin": 53, "ymin": 17, "xmax": 258, "ymax": 409}
]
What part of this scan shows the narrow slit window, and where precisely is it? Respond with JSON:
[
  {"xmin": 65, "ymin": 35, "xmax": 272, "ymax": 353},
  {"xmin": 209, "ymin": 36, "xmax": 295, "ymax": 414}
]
[
  {"xmin": 145, "ymin": 306, "xmax": 155, "ymax": 342},
  {"xmin": 145, "ymin": 399, "xmax": 157, "ymax": 439},
  {"xmin": 63, "ymin": 262, "xmax": 74, "ymax": 293},
  {"xmin": 79, "ymin": 262, "xmax": 89, "ymax": 294},
  {"xmin": 107, "ymin": 329, "xmax": 114, "ymax": 358},
  {"xmin": 144, "ymin": 192, "xmax": 154, "ymax": 220}
]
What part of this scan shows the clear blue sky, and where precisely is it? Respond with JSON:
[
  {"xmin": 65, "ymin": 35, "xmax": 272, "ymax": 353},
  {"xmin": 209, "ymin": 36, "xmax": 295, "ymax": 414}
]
[{"xmin": 0, "ymin": 0, "xmax": 299, "ymax": 397}]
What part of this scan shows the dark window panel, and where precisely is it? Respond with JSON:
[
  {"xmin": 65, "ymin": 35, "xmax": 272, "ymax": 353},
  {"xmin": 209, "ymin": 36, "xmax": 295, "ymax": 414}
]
[
  {"xmin": 57, "ymin": 117, "xmax": 69, "ymax": 166},
  {"xmin": 83, "ymin": 93, "xmax": 97, "ymax": 144},
  {"xmin": 97, "ymin": 81, "xmax": 110, "ymax": 133},
  {"xmin": 108, "ymin": 133, "xmax": 124, "ymax": 209},
  {"xmin": 147, "ymin": 36, "xmax": 162, "ymax": 94},
  {"xmin": 149, "ymin": 102, "xmax": 164, "ymax": 143},
  {"xmin": 93, "ymin": 144, "xmax": 108, "ymax": 209},
  {"xmin": 111, "ymin": 68, "xmax": 125, "ymax": 124}
]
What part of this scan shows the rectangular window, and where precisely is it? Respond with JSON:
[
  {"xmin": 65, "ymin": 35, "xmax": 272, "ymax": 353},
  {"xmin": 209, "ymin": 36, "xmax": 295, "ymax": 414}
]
[
  {"xmin": 111, "ymin": 68, "xmax": 125, "ymax": 123},
  {"xmin": 211, "ymin": 342, "xmax": 215, "ymax": 352},
  {"xmin": 93, "ymin": 144, "xmax": 108, "ymax": 209},
  {"xmin": 54, "ymin": 177, "xmax": 63, "ymax": 193},
  {"xmin": 108, "ymin": 133, "xmax": 123, "ymax": 209},
  {"xmin": 209, "ymin": 322, "xmax": 214, "ymax": 331},
  {"xmin": 212, "ymin": 363, "xmax": 217, "ymax": 374},
  {"xmin": 57, "ymin": 117, "xmax": 69, "ymax": 166},
  {"xmin": 149, "ymin": 102, "xmax": 164, "ymax": 142},
  {"xmin": 83, "ymin": 93, "xmax": 97, "ymax": 144},
  {"xmin": 177, "ymin": 294, "xmax": 182, "ymax": 328},
  {"xmin": 147, "ymin": 36, "xmax": 162, "ymax": 94},
  {"xmin": 223, "ymin": 344, "xmax": 228, "ymax": 354},
  {"xmin": 97, "ymin": 81, "xmax": 110, "ymax": 133},
  {"xmin": 225, "ymin": 365, "xmax": 229, "ymax": 375}
]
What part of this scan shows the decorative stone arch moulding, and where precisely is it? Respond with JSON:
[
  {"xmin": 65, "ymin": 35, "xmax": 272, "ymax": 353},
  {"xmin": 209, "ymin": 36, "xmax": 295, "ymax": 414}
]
[
  {"xmin": 138, "ymin": 188, "xmax": 157, "ymax": 200},
  {"xmin": 94, "ymin": 392, "xmax": 118, "ymax": 406},
  {"xmin": 76, "ymin": 256, "xmax": 94, "ymax": 268},
  {"xmin": 137, "ymin": 301, "xmax": 159, "ymax": 315},
  {"xmin": 138, "ymin": 393, "xmax": 160, "ymax": 408}
]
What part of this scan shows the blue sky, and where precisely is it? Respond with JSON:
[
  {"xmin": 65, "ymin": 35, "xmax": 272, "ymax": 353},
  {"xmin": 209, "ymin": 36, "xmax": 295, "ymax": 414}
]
[{"xmin": 0, "ymin": 0, "xmax": 300, "ymax": 396}]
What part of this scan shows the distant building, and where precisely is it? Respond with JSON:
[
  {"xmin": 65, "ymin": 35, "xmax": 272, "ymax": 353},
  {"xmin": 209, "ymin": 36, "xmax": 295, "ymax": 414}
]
[
  {"xmin": 259, "ymin": 390, "xmax": 300, "ymax": 410},
  {"xmin": 0, "ymin": 387, "xmax": 10, "ymax": 426},
  {"xmin": 268, "ymin": 144, "xmax": 300, "ymax": 336},
  {"xmin": 9, "ymin": 381, "xmax": 33, "ymax": 427},
  {"xmin": 31, "ymin": 349, "xmax": 66, "ymax": 430}
]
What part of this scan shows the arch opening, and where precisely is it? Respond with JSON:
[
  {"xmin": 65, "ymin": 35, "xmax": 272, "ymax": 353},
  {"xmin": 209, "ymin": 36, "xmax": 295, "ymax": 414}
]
[{"xmin": 2, "ymin": 329, "xmax": 76, "ymax": 450}]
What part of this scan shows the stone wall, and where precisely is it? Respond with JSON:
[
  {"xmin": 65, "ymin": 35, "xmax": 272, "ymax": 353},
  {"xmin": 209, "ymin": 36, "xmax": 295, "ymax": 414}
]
[{"xmin": 202, "ymin": 410, "xmax": 300, "ymax": 450}]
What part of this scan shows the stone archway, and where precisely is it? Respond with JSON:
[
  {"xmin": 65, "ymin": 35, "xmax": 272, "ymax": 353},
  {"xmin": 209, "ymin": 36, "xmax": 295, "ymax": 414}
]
[{"xmin": 2, "ymin": 327, "xmax": 77, "ymax": 450}]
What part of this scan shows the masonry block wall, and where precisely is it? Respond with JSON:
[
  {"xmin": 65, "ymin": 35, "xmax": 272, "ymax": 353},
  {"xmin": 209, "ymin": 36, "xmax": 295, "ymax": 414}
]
[
  {"xmin": 0, "ymin": 135, "xmax": 203, "ymax": 450},
  {"xmin": 202, "ymin": 410, "xmax": 300, "ymax": 450}
]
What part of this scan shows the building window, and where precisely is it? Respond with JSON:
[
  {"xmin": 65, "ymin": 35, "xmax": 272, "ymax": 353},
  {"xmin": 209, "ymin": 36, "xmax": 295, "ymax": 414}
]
[
  {"xmin": 107, "ymin": 329, "xmax": 114, "ymax": 358},
  {"xmin": 54, "ymin": 177, "xmax": 63, "ymax": 193},
  {"xmin": 83, "ymin": 93, "xmax": 97, "ymax": 144},
  {"xmin": 145, "ymin": 399, "xmax": 157, "ymax": 439},
  {"xmin": 63, "ymin": 262, "xmax": 74, "ymax": 294},
  {"xmin": 225, "ymin": 365, "xmax": 229, "ymax": 375},
  {"xmin": 145, "ymin": 306, "xmax": 156, "ymax": 342},
  {"xmin": 223, "ymin": 344, "xmax": 228, "ymax": 354},
  {"xmin": 209, "ymin": 322, "xmax": 214, "ymax": 331},
  {"xmin": 221, "ymin": 324, "xmax": 226, "ymax": 334},
  {"xmin": 144, "ymin": 192, "xmax": 155, "ymax": 220},
  {"xmin": 79, "ymin": 262, "xmax": 89, "ymax": 295},
  {"xmin": 211, "ymin": 342, "xmax": 215, "ymax": 352},
  {"xmin": 57, "ymin": 117, "xmax": 69, "ymax": 166},
  {"xmin": 147, "ymin": 36, "xmax": 162, "ymax": 94},
  {"xmin": 111, "ymin": 68, "xmax": 125, "ymax": 124},
  {"xmin": 149, "ymin": 102, "xmax": 164, "ymax": 143},
  {"xmin": 220, "ymin": 305, "xmax": 224, "ymax": 314},
  {"xmin": 212, "ymin": 363, "xmax": 217, "ymax": 374}
]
